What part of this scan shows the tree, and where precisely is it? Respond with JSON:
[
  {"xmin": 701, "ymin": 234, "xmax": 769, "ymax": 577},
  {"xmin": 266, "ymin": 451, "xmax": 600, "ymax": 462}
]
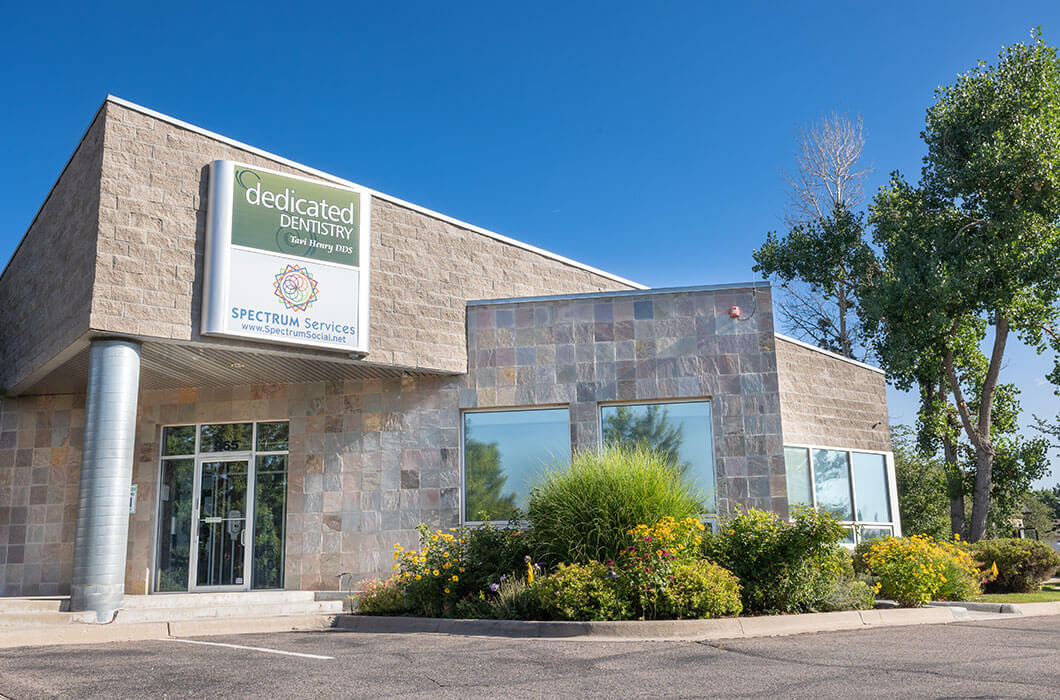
[
  {"xmin": 463, "ymin": 436, "xmax": 518, "ymax": 522},
  {"xmin": 891, "ymin": 427, "xmax": 950, "ymax": 540},
  {"xmin": 754, "ymin": 205, "xmax": 877, "ymax": 359},
  {"xmin": 1031, "ymin": 485, "xmax": 1060, "ymax": 521},
  {"xmin": 864, "ymin": 30, "xmax": 1060, "ymax": 540},
  {"xmin": 601, "ymin": 405, "xmax": 685, "ymax": 472},
  {"xmin": 754, "ymin": 112, "xmax": 876, "ymax": 360}
]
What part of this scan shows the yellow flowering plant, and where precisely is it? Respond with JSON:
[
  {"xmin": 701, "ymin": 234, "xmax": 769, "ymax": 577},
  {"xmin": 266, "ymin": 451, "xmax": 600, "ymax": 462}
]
[
  {"xmin": 386, "ymin": 521, "xmax": 532, "ymax": 617},
  {"xmin": 620, "ymin": 517, "xmax": 707, "ymax": 619},
  {"xmin": 865, "ymin": 535, "xmax": 982, "ymax": 607}
]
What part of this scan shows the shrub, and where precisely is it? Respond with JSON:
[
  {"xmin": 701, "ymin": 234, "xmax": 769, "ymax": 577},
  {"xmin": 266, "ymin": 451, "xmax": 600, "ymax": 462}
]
[
  {"xmin": 853, "ymin": 536, "xmax": 887, "ymax": 575},
  {"xmin": 702, "ymin": 506, "xmax": 848, "ymax": 614},
  {"xmin": 389, "ymin": 522, "xmax": 531, "ymax": 617},
  {"xmin": 356, "ymin": 577, "xmax": 411, "ymax": 615},
  {"xmin": 527, "ymin": 445, "xmax": 704, "ymax": 565},
  {"xmin": 661, "ymin": 560, "xmax": 743, "ymax": 619},
  {"xmin": 535, "ymin": 562, "xmax": 628, "ymax": 621},
  {"xmin": 968, "ymin": 538, "xmax": 1060, "ymax": 593},
  {"xmin": 865, "ymin": 535, "xmax": 981, "ymax": 607},
  {"xmin": 621, "ymin": 516, "xmax": 707, "ymax": 618}
]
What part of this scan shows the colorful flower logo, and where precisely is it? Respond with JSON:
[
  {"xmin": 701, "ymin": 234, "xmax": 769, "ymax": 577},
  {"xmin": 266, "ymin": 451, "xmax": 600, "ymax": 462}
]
[{"xmin": 273, "ymin": 264, "xmax": 319, "ymax": 311}]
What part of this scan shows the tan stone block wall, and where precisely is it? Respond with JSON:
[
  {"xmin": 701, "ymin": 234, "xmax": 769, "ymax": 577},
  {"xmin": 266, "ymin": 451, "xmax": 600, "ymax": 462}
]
[
  {"xmin": 776, "ymin": 337, "xmax": 890, "ymax": 452},
  {"xmin": 0, "ymin": 113, "xmax": 105, "ymax": 391},
  {"xmin": 91, "ymin": 101, "xmax": 634, "ymax": 373}
]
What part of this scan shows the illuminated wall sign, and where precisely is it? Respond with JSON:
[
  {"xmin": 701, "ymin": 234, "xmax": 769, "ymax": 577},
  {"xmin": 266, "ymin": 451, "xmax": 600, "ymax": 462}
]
[{"xmin": 202, "ymin": 160, "xmax": 371, "ymax": 353}]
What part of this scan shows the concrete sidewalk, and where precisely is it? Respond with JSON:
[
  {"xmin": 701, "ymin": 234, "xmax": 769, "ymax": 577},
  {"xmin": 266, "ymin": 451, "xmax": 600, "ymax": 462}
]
[{"xmin": 3, "ymin": 599, "xmax": 1057, "ymax": 649}]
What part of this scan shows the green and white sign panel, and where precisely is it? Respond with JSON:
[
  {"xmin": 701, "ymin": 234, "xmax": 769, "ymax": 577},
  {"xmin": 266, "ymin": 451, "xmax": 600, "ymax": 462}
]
[{"xmin": 202, "ymin": 160, "xmax": 371, "ymax": 353}]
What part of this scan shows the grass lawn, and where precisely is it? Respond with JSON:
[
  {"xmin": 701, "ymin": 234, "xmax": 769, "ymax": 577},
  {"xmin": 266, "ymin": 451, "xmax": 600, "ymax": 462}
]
[{"xmin": 978, "ymin": 582, "xmax": 1060, "ymax": 604}]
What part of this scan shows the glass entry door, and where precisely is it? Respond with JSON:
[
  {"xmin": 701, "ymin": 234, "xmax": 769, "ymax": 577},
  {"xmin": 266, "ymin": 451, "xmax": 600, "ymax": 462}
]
[
  {"xmin": 191, "ymin": 459, "xmax": 251, "ymax": 590},
  {"xmin": 156, "ymin": 422, "xmax": 289, "ymax": 593}
]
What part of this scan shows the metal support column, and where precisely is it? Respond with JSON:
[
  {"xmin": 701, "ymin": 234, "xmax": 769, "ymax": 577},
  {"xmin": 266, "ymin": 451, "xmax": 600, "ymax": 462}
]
[{"xmin": 70, "ymin": 338, "xmax": 142, "ymax": 621}]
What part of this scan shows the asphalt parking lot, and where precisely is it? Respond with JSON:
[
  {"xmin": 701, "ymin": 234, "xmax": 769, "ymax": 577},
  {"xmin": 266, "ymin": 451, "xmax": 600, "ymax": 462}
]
[{"xmin": 1, "ymin": 616, "xmax": 1059, "ymax": 699}]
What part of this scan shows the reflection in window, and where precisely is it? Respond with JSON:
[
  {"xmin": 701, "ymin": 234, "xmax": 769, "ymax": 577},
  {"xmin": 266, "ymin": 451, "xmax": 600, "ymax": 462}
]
[
  {"xmin": 200, "ymin": 423, "xmax": 252, "ymax": 452},
  {"xmin": 812, "ymin": 449, "xmax": 853, "ymax": 520},
  {"xmin": 463, "ymin": 409, "xmax": 570, "ymax": 522},
  {"xmin": 784, "ymin": 447, "xmax": 813, "ymax": 507},
  {"xmin": 782, "ymin": 446, "xmax": 896, "ymax": 544},
  {"xmin": 163, "ymin": 426, "xmax": 196, "ymax": 456},
  {"xmin": 601, "ymin": 401, "xmax": 715, "ymax": 513},
  {"xmin": 156, "ymin": 458, "xmax": 194, "ymax": 591},
  {"xmin": 852, "ymin": 452, "xmax": 892, "ymax": 523},
  {"xmin": 256, "ymin": 422, "xmax": 289, "ymax": 452},
  {"xmin": 253, "ymin": 455, "xmax": 287, "ymax": 589}
]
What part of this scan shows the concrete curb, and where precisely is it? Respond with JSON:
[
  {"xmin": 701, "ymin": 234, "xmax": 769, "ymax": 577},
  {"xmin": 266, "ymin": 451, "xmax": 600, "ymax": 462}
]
[
  {"xmin": 930, "ymin": 600, "xmax": 1060, "ymax": 616},
  {"xmin": 0, "ymin": 614, "xmax": 338, "ymax": 649},
  {"xmin": 332, "ymin": 606, "xmax": 979, "ymax": 642}
]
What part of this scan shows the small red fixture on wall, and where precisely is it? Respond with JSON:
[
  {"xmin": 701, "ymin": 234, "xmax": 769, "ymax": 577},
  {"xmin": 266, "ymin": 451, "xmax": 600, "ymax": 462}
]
[{"xmin": 728, "ymin": 305, "xmax": 742, "ymax": 319}]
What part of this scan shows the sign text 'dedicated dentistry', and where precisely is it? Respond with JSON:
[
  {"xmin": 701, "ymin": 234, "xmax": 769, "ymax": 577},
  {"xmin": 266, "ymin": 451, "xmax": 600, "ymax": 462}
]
[{"xmin": 201, "ymin": 160, "xmax": 371, "ymax": 353}]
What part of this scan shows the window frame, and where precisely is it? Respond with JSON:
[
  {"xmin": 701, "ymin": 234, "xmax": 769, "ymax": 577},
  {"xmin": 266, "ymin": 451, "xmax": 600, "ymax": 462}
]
[
  {"xmin": 783, "ymin": 442, "xmax": 902, "ymax": 544},
  {"xmin": 153, "ymin": 419, "xmax": 290, "ymax": 593},
  {"xmin": 459, "ymin": 405, "xmax": 572, "ymax": 526},
  {"xmin": 597, "ymin": 397, "xmax": 718, "ymax": 527}
]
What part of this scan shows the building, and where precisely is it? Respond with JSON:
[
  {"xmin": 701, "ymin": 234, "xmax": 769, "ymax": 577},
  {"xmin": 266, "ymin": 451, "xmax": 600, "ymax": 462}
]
[{"xmin": 0, "ymin": 97, "xmax": 899, "ymax": 620}]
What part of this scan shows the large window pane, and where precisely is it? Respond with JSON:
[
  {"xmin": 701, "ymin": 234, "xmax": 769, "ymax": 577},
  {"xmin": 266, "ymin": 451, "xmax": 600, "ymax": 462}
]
[
  {"xmin": 812, "ymin": 449, "xmax": 853, "ymax": 520},
  {"xmin": 253, "ymin": 455, "xmax": 287, "ymax": 589},
  {"xmin": 156, "ymin": 458, "xmax": 194, "ymax": 592},
  {"xmin": 601, "ymin": 401, "xmax": 716, "ymax": 513},
  {"xmin": 852, "ymin": 452, "xmax": 892, "ymax": 523},
  {"xmin": 163, "ymin": 426, "xmax": 196, "ymax": 456},
  {"xmin": 200, "ymin": 423, "xmax": 253, "ymax": 453},
  {"xmin": 463, "ymin": 408, "xmax": 570, "ymax": 521},
  {"xmin": 784, "ymin": 447, "xmax": 813, "ymax": 508}
]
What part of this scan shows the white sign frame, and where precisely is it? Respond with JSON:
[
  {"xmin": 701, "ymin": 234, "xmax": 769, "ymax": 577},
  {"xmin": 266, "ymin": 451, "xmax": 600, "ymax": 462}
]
[{"xmin": 201, "ymin": 159, "xmax": 372, "ymax": 354}]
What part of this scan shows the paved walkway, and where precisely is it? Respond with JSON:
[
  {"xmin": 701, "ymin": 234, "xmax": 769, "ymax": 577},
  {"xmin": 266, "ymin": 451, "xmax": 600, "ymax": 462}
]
[{"xmin": 2, "ymin": 615, "xmax": 1059, "ymax": 698}]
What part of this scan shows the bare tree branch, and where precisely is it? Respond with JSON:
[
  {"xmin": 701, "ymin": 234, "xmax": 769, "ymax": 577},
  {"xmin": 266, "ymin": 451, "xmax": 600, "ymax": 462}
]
[{"xmin": 782, "ymin": 112, "xmax": 873, "ymax": 227}]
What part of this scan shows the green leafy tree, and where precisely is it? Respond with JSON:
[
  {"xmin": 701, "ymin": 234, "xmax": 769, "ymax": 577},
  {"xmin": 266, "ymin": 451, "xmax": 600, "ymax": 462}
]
[
  {"xmin": 891, "ymin": 427, "xmax": 949, "ymax": 540},
  {"xmin": 463, "ymin": 435, "xmax": 518, "ymax": 522},
  {"xmin": 602, "ymin": 405, "xmax": 685, "ymax": 471},
  {"xmin": 1031, "ymin": 485, "xmax": 1060, "ymax": 521},
  {"xmin": 863, "ymin": 30, "xmax": 1060, "ymax": 541},
  {"xmin": 754, "ymin": 204, "xmax": 877, "ymax": 359}
]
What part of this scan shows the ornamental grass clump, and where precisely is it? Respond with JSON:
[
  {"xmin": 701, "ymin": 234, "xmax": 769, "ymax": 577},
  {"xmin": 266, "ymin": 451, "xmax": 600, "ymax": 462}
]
[
  {"xmin": 864, "ymin": 535, "xmax": 982, "ymax": 607},
  {"xmin": 527, "ymin": 445, "xmax": 704, "ymax": 565}
]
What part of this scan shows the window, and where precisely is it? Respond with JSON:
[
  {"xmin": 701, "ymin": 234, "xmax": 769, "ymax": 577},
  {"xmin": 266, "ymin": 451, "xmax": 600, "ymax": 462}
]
[
  {"xmin": 462, "ymin": 408, "xmax": 570, "ymax": 523},
  {"xmin": 784, "ymin": 445, "xmax": 897, "ymax": 544},
  {"xmin": 600, "ymin": 400, "xmax": 716, "ymax": 514}
]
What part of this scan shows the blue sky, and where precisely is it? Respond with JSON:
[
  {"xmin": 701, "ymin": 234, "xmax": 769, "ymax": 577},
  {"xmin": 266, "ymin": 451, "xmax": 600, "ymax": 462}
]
[{"xmin": 2, "ymin": 2, "xmax": 1059, "ymax": 484}]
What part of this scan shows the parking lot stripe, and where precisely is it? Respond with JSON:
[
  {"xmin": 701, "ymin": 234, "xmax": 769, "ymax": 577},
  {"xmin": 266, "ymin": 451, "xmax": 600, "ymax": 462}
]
[{"xmin": 159, "ymin": 638, "xmax": 334, "ymax": 659}]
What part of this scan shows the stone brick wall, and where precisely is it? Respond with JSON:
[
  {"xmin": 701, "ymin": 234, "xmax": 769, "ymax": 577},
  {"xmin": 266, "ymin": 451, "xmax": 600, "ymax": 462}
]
[
  {"xmin": 5, "ymin": 287, "xmax": 877, "ymax": 596},
  {"xmin": 0, "ymin": 396, "xmax": 83, "ymax": 596},
  {"xmin": 0, "ymin": 111, "xmax": 105, "ymax": 391},
  {"xmin": 775, "ymin": 336, "xmax": 890, "ymax": 452},
  {"xmin": 462, "ymin": 286, "xmax": 786, "ymax": 518},
  {"xmin": 127, "ymin": 378, "xmax": 464, "ymax": 592},
  {"xmin": 89, "ymin": 100, "xmax": 634, "ymax": 374}
]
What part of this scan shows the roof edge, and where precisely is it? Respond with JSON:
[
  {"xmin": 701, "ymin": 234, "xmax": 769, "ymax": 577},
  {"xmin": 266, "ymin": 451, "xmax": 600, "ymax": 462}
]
[
  {"xmin": 104, "ymin": 95, "xmax": 647, "ymax": 290},
  {"xmin": 774, "ymin": 333, "xmax": 885, "ymax": 375}
]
